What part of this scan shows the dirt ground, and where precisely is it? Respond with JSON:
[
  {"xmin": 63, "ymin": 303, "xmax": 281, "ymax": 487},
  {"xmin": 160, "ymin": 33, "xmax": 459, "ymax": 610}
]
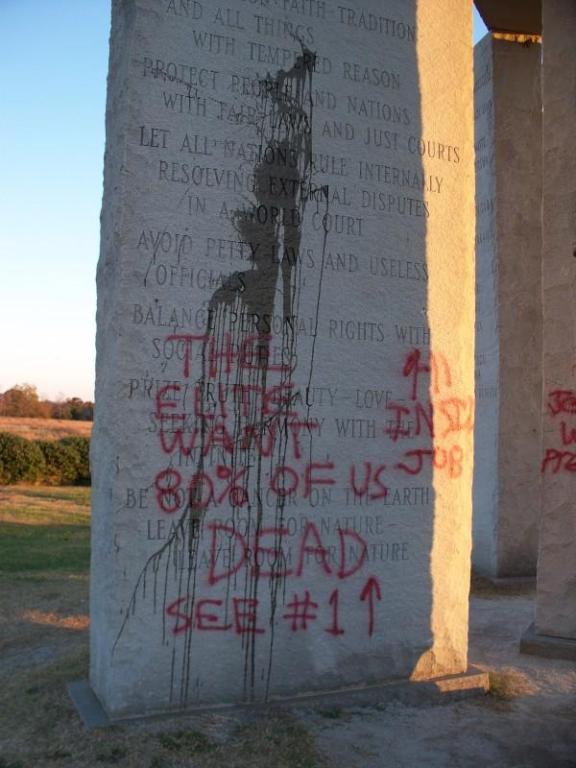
[
  {"xmin": 308, "ymin": 587, "xmax": 576, "ymax": 768},
  {"xmin": 1, "ymin": 576, "xmax": 575, "ymax": 768}
]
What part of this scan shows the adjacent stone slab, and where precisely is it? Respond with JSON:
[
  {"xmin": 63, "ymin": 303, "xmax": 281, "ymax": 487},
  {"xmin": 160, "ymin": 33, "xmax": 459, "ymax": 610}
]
[
  {"xmin": 475, "ymin": 0, "xmax": 542, "ymax": 36},
  {"xmin": 520, "ymin": 624, "xmax": 576, "ymax": 662},
  {"xmin": 536, "ymin": 0, "xmax": 576, "ymax": 641},
  {"xmin": 472, "ymin": 34, "xmax": 542, "ymax": 578},
  {"xmin": 92, "ymin": 0, "xmax": 475, "ymax": 718}
]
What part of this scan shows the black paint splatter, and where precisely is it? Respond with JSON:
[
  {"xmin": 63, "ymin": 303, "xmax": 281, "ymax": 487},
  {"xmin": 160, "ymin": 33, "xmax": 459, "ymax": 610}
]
[{"xmin": 114, "ymin": 45, "xmax": 330, "ymax": 708}]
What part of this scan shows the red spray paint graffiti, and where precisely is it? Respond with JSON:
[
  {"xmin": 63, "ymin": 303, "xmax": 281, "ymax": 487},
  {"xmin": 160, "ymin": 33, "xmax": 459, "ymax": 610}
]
[
  {"xmin": 151, "ymin": 346, "xmax": 472, "ymax": 519},
  {"xmin": 146, "ymin": 345, "xmax": 472, "ymax": 644},
  {"xmin": 166, "ymin": 575, "xmax": 382, "ymax": 638},
  {"xmin": 542, "ymin": 389, "xmax": 576, "ymax": 473}
]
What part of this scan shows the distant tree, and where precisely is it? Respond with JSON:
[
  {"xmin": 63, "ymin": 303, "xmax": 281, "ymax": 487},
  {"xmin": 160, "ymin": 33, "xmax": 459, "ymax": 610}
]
[
  {"xmin": 66, "ymin": 397, "xmax": 85, "ymax": 420},
  {"xmin": 48, "ymin": 400, "xmax": 71, "ymax": 420},
  {"xmin": 0, "ymin": 384, "xmax": 49, "ymax": 418},
  {"xmin": 0, "ymin": 385, "xmax": 94, "ymax": 421},
  {"xmin": 47, "ymin": 397, "xmax": 94, "ymax": 421},
  {"xmin": 80, "ymin": 401, "xmax": 94, "ymax": 421}
]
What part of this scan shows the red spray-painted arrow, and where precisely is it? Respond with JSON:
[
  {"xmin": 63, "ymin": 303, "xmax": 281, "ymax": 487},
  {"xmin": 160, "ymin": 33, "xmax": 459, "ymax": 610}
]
[{"xmin": 360, "ymin": 576, "xmax": 382, "ymax": 637}]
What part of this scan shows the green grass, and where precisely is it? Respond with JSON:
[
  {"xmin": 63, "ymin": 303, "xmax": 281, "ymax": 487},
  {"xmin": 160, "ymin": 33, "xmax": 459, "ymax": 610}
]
[
  {"xmin": 158, "ymin": 730, "xmax": 216, "ymax": 755},
  {"xmin": 231, "ymin": 714, "xmax": 323, "ymax": 768},
  {"xmin": 0, "ymin": 759, "xmax": 25, "ymax": 768},
  {"xmin": 95, "ymin": 746, "xmax": 128, "ymax": 763},
  {"xmin": 0, "ymin": 522, "xmax": 90, "ymax": 572},
  {"xmin": 17, "ymin": 487, "xmax": 90, "ymax": 504},
  {"xmin": 0, "ymin": 486, "xmax": 90, "ymax": 573},
  {"xmin": 318, "ymin": 707, "xmax": 344, "ymax": 720}
]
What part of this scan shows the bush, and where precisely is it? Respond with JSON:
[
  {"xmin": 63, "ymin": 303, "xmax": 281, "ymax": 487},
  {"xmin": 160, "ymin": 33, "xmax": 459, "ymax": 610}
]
[
  {"xmin": 59, "ymin": 437, "xmax": 91, "ymax": 485},
  {"xmin": 0, "ymin": 433, "xmax": 91, "ymax": 486},
  {"xmin": 0, "ymin": 433, "xmax": 46, "ymax": 484},
  {"xmin": 37, "ymin": 441, "xmax": 78, "ymax": 485},
  {"xmin": 38, "ymin": 437, "xmax": 91, "ymax": 486}
]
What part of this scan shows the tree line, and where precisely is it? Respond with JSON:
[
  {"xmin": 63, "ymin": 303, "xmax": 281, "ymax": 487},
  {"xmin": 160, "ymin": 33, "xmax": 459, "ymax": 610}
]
[{"xmin": 0, "ymin": 384, "xmax": 94, "ymax": 421}]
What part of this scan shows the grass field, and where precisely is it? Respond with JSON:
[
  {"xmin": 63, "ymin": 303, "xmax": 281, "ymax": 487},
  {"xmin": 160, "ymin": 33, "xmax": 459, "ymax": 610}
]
[
  {"xmin": 0, "ymin": 417, "xmax": 92, "ymax": 441},
  {"xmin": 0, "ymin": 487, "xmax": 90, "ymax": 572},
  {"xmin": 0, "ymin": 486, "xmax": 324, "ymax": 768}
]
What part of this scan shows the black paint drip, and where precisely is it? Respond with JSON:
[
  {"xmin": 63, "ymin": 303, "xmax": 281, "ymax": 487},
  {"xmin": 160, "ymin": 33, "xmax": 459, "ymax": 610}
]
[{"xmin": 114, "ymin": 46, "xmax": 330, "ymax": 708}]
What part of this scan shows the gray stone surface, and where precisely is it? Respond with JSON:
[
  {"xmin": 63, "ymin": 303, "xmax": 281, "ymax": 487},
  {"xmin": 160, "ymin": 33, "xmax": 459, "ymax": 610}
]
[
  {"xmin": 473, "ymin": 36, "xmax": 498, "ymax": 578},
  {"xmin": 473, "ymin": 34, "xmax": 542, "ymax": 579},
  {"xmin": 536, "ymin": 0, "xmax": 576, "ymax": 641},
  {"xmin": 92, "ymin": 0, "xmax": 475, "ymax": 717}
]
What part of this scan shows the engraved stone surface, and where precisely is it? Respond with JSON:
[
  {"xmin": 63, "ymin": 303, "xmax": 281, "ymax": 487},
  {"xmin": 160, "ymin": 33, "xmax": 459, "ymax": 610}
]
[
  {"xmin": 536, "ymin": 0, "xmax": 576, "ymax": 640},
  {"xmin": 473, "ymin": 34, "xmax": 542, "ymax": 578},
  {"xmin": 92, "ymin": 0, "xmax": 475, "ymax": 717}
]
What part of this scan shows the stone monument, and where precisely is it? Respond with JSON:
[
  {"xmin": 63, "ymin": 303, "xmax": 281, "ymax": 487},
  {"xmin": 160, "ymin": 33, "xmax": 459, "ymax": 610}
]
[
  {"xmin": 522, "ymin": 0, "xmax": 576, "ymax": 659},
  {"xmin": 473, "ymin": 32, "xmax": 542, "ymax": 579},
  {"xmin": 91, "ymin": 0, "xmax": 476, "ymax": 717}
]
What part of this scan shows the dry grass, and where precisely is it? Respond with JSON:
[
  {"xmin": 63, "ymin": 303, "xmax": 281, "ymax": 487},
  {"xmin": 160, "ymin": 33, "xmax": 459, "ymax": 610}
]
[
  {"xmin": 488, "ymin": 669, "xmax": 539, "ymax": 700},
  {"xmin": 0, "ymin": 488, "xmax": 324, "ymax": 768},
  {"xmin": 0, "ymin": 572, "xmax": 89, "ymax": 676},
  {"xmin": 0, "ymin": 573, "xmax": 324, "ymax": 768},
  {"xmin": 0, "ymin": 486, "xmax": 90, "ymax": 525},
  {"xmin": 0, "ymin": 628, "xmax": 324, "ymax": 768},
  {"xmin": 0, "ymin": 417, "xmax": 91, "ymax": 441}
]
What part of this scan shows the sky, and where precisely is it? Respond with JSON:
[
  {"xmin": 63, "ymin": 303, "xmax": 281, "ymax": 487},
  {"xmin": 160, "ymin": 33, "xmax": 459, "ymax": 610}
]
[{"xmin": 0, "ymin": 2, "xmax": 489, "ymax": 403}]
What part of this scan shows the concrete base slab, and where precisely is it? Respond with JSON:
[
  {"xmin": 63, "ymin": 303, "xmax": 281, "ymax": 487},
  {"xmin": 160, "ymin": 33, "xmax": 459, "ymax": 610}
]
[
  {"xmin": 68, "ymin": 668, "xmax": 489, "ymax": 729},
  {"xmin": 67, "ymin": 680, "xmax": 110, "ymax": 729},
  {"xmin": 491, "ymin": 577, "xmax": 536, "ymax": 588},
  {"xmin": 520, "ymin": 623, "xmax": 576, "ymax": 661},
  {"xmin": 471, "ymin": 574, "xmax": 536, "ymax": 598}
]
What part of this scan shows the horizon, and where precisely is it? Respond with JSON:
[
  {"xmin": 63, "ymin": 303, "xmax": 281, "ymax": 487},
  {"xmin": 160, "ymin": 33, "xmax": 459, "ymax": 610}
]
[{"xmin": 0, "ymin": 3, "xmax": 488, "ymax": 402}]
